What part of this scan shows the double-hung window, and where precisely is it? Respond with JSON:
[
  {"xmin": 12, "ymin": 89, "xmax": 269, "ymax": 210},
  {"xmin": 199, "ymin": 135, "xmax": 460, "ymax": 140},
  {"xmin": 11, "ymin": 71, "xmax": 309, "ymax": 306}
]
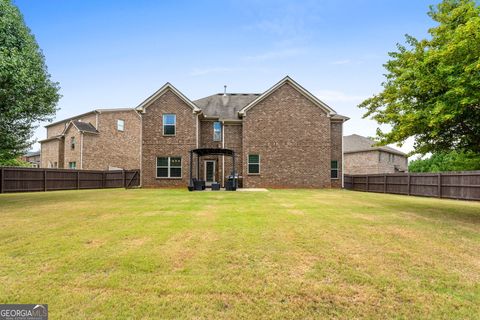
[
  {"xmin": 163, "ymin": 114, "xmax": 176, "ymax": 136},
  {"xmin": 213, "ymin": 121, "xmax": 222, "ymax": 141},
  {"xmin": 117, "ymin": 119, "xmax": 125, "ymax": 131},
  {"xmin": 70, "ymin": 137, "xmax": 76, "ymax": 150},
  {"xmin": 331, "ymin": 160, "xmax": 339, "ymax": 179},
  {"xmin": 156, "ymin": 157, "xmax": 182, "ymax": 178},
  {"xmin": 248, "ymin": 154, "xmax": 260, "ymax": 174},
  {"xmin": 69, "ymin": 161, "xmax": 76, "ymax": 169}
]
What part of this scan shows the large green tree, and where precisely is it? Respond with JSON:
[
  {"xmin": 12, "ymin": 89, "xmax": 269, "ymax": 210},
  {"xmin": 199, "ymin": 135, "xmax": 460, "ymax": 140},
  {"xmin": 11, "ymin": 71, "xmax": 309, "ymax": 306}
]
[
  {"xmin": 359, "ymin": 0, "xmax": 480, "ymax": 155},
  {"xmin": 409, "ymin": 150, "xmax": 480, "ymax": 172},
  {"xmin": 0, "ymin": 0, "xmax": 60, "ymax": 163}
]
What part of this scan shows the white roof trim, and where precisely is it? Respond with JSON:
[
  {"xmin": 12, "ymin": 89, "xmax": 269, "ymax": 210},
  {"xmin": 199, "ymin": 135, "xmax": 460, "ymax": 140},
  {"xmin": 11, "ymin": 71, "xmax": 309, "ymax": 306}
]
[
  {"xmin": 135, "ymin": 82, "xmax": 201, "ymax": 113},
  {"xmin": 238, "ymin": 76, "xmax": 337, "ymax": 117}
]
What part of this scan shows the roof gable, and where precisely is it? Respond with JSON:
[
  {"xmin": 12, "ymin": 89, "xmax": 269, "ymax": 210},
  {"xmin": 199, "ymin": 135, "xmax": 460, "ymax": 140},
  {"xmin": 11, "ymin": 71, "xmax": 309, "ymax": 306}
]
[
  {"xmin": 194, "ymin": 93, "xmax": 260, "ymax": 120},
  {"xmin": 238, "ymin": 76, "xmax": 336, "ymax": 117},
  {"xmin": 63, "ymin": 120, "xmax": 99, "ymax": 135},
  {"xmin": 135, "ymin": 83, "xmax": 201, "ymax": 113},
  {"xmin": 343, "ymin": 134, "xmax": 407, "ymax": 157}
]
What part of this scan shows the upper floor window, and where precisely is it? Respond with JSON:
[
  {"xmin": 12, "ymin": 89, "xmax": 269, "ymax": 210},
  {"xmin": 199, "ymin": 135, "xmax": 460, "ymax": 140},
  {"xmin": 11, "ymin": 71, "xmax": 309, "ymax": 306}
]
[
  {"xmin": 156, "ymin": 157, "xmax": 182, "ymax": 178},
  {"xmin": 213, "ymin": 121, "xmax": 222, "ymax": 141},
  {"xmin": 389, "ymin": 153, "xmax": 394, "ymax": 163},
  {"xmin": 248, "ymin": 154, "xmax": 260, "ymax": 174},
  {"xmin": 117, "ymin": 119, "xmax": 125, "ymax": 131},
  {"xmin": 331, "ymin": 160, "xmax": 339, "ymax": 179},
  {"xmin": 163, "ymin": 114, "xmax": 176, "ymax": 136},
  {"xmin": 70, "ymin": 137, "xmax": 76, "ymax": 150}
]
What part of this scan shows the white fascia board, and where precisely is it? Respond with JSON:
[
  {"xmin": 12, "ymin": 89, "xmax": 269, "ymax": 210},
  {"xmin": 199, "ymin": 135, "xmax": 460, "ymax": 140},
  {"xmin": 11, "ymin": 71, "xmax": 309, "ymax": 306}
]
[{"xmin": 135, "ymin": 82, "xmax": 201, "ymax": 113}]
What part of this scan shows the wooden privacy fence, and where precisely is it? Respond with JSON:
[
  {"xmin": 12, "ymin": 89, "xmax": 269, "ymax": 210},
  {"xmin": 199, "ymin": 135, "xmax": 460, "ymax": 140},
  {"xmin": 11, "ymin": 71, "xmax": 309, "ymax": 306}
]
[
  {"xmin": 0, "ymin": 167, "xmax": 140, "ymax": 193},
  {"xmin": 344, "ymin": 171, "xmax": 480, "ymax": 201}
]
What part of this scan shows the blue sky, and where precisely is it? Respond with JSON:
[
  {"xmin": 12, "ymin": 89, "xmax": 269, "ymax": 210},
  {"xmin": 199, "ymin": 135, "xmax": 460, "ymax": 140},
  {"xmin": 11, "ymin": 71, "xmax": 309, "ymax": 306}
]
[{"xmin": 15, "ymin": 0, "xmax": 438, "ymax": 153}]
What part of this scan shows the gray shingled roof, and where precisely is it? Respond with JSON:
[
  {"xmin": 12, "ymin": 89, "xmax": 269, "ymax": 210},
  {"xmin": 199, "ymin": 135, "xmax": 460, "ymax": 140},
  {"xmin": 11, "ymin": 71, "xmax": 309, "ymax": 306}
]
[
  {"xmin": 72, "ymin": 120, "xmax": 98, "ymax": 134},
  {"xmin": 343, "ymin": 134, "xmax": 407, "ymax": 156},
  {"xmin": 194, "ymin": 93, "xmax": 260, "ymax": 120}
]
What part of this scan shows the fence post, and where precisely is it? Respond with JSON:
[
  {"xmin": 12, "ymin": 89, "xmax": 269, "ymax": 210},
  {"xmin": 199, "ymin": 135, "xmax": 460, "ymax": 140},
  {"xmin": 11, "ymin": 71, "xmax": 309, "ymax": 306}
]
[
  {"xmin": 407, "ymin": 173, "xmax": 411, "ymax": 196},
  {"xmin": 102, "ymin": 172, "xmax": 105, "ymax": 188},
  {"xmin": 77, "ymin": 171, "xmax": 80, "ymax": 190},
  {"xmin": 44, "ymin": 169, "xmax": 47, "ymax": 192},
  {"xmin": 383, "ymin": 174, "xmax": 387, "ymax": 193},
  {"xmin": 123, "ymin": 170, "xmax": 126, "ymax": 188},
  {"xmin": 438, "ymin": 173, "xmax": 442, "ymax": 198},
  {"xmin": 0, "ymin": 167, "xmax": 4, "ymax": 194},
  {"xmin": 366, "ymin": 175, "xmax": 369, "ymax": 192}
]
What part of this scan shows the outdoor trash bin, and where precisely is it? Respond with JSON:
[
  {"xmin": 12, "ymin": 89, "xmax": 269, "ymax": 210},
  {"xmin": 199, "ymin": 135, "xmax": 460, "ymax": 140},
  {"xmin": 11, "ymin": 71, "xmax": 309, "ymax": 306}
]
[
  {"xmin": 225, "ymin": 175, "xmax": 237, "ymax": 191},
  {"xmin": 211, "ymin": 182, "xmax": 220, "ymax": 190}
]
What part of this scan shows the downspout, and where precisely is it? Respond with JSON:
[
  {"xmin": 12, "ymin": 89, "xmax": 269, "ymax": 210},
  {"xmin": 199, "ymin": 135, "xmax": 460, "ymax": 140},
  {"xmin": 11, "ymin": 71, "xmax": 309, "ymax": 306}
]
[
  {"xmin": 196, "ymin": 113, "xmax": 199, "ymax": 148},
  {"xmin": 222, "ymin": 121, "xmax": 225, "ymax": 187},
  {"xmin": 139, "ymin": 112, "xmax": 143, "ymax": 187},
  {"xmin": 80, "ymin": 132, "xmax": 84, "ymax": 169},
  {"xmin": 341, "ymin": 122, "xmax": 344, "ymax": 188}
]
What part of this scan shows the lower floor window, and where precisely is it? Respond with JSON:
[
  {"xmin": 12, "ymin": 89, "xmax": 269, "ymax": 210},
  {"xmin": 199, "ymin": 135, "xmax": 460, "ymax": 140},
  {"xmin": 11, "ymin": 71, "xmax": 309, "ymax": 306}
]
[
  {"xmin": 157, "ymin": 157, "xmax": 182, "ymax": 178},
  {"xmin": 331, "ymin": 160, "xmax": 338, "ymax": 179},
  {"xmin": 248, "ymin": 154, "xmax": 260, "ymax": 174},
  {"xmin": 69, "ymin": 161, "xmax": 76, "ymax": 169}
]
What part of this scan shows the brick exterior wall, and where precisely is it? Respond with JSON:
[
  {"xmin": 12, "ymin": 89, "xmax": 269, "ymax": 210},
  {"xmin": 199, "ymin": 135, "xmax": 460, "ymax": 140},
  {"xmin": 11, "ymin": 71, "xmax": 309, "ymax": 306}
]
[
  {"xmin": 40, "ymin": 138, "xmax": 64, "ymax": 168},
  {"xmin": 41, "ymin": 111, "xmax": 140, "ymax": 170},
  {"xmin": 197, "ymin": 120, "xmax": 222, "ymax": 183},
  {"xmin": 223, "ymin": 123, "xmax": 243, "ymax": 186},
  {"xmin": 82, "ymin": 111, "xmax": 140, "ymax": 170},
  {"xmin": 141, "ymin": 89, "xmax": 197, "ymax": 187},
  {"xmin": 344, "ymin": 150, "xmax": 408, "ymax": 175},
  {"xmin": 46, "ymin": 113, "xmax": 97, "ymax": 138},
  {"xmin": 242, "ymin": 83, "xmax": 335, "ymax": 188},
  {"xmin": 40, "ymin": 79, "xmax": 346, "ymax": 189},
  {"xmin": 330, "ymin": 120, "xmax": 343, "ymax": 188},
  {"xmin": 63, "ymin": 126, "xmax": 82, "ymax": 169}
]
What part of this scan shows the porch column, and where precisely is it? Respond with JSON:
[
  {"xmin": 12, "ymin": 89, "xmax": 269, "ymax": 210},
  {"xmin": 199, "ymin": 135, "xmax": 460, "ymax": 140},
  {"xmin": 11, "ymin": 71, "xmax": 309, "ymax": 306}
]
[
  {"xmin": 197, "ymin": 154, "xmax": 200, "ymax": 180},
  {"xmin": 189, "ymin": 150, "xmax": 193, "ymax": 185}
]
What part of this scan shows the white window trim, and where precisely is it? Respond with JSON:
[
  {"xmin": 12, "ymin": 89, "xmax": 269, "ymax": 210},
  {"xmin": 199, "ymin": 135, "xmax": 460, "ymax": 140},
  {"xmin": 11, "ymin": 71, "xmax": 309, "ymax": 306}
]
[
  {"xmin": 163, "ymin": 114, "xmax": 176, "ymax": 136},
  {"xmin": 117, "ymin": 119, "xmax": 125, "ymax": 132},
  {"xmin": 247, "ymin": 154, "xmax": 261, "ymax": 175},
  {"xmin": 213, "ymin": 121, "xmax": 222, "ymax": 142},
  {"xmin": 156, "ymin": 156, "xmax": 182, "ymax": 179},
  {"xmin": 331, "ymin": 160, "xmax": 339, "ymax": 180}
]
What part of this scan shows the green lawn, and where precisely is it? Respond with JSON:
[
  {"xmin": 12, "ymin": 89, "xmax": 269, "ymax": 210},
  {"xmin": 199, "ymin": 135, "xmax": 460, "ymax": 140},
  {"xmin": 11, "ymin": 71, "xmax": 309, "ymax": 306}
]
[{"xmin": 0, "ymin": 189, "xmax": 479, "ymax": 319}]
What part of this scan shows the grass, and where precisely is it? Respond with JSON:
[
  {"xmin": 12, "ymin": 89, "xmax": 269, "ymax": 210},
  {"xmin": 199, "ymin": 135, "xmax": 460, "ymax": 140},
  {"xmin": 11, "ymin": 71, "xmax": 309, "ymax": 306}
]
[{"xmin": 0, "ymin": 188, "xmax": 479, "ymax": 319}]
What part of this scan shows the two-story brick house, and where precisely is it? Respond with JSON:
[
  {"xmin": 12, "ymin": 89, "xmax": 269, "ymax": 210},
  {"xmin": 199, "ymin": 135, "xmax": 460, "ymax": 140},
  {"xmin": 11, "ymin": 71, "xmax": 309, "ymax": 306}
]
[
  {"xmin": 137, "ymin": 76, "xmax": 348, "ymax": 188},
  {"xmin": 40, "ymin": 108, "xmax": 141, "ymax": 170},
  {"xmin": 343, "ymin": 134, "xmax": 408, "ymax": 175}
]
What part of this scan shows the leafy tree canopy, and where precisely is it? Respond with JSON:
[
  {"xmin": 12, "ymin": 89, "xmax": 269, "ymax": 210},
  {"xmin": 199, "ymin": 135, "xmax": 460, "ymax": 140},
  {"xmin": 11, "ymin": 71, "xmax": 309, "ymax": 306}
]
[
  {"xmin": 359, "ymin": 0, "xmax": 480, "ymax": 155},
  {"xmin": 409, "ymin": 150, "xmax": 480, "ymax": 172},
  {"xmin": 0, "ymin": 0, "xmax": 60, "ymax": 164}
]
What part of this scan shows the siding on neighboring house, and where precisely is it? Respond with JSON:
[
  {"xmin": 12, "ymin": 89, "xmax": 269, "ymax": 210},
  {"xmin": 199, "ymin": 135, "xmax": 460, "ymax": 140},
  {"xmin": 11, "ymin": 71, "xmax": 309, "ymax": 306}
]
[
  {"xmin": 343, "ymin": 134, "xmax": 408, "ymax": 175},
  {"xmin": 40, "ymin": 110, "xmax": 140, "ymax": 170},
  {"xmin": 82, "ymin": 111, "xmax": 141, "ymax": 170}
]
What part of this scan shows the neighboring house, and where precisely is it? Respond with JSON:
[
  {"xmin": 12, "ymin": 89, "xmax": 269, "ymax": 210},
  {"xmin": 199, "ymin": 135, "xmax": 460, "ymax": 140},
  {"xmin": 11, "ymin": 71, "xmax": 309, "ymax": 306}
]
[
  {"xmin": 137, "ymin": 76, "xmax": 349, "ymax": 188},
  {"xmin": 39, "ymin": 108, "xmax": 141, "ymax": 170},
  {"xmin": 343, "ymin": 134, "xmax": 408, "ymax": 175},
  {"xmin": 21, "ymin": 151, "xmax": 41, "ymax": 167}
]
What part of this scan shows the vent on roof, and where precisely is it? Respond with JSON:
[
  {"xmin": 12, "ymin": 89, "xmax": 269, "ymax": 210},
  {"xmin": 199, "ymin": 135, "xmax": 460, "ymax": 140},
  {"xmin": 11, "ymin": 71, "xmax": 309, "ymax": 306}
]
[{"xmin": 223, "ymin": 85, "xmax": 227, "ymax": 96}]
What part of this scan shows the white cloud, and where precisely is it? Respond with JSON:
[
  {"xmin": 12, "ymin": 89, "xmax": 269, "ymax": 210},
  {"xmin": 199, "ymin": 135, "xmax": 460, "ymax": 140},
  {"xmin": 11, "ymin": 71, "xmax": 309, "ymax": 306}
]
[
  {"xmin": 243, "ymin": 48, "xmax": 305, "ymax": 61},
  {"xmin": 189, "ymin": 67, "xmax": 234, "ymax": 76},
  {"xmin": 316, "ymin": 90, "xmax": 367, "ymax": 103}
]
